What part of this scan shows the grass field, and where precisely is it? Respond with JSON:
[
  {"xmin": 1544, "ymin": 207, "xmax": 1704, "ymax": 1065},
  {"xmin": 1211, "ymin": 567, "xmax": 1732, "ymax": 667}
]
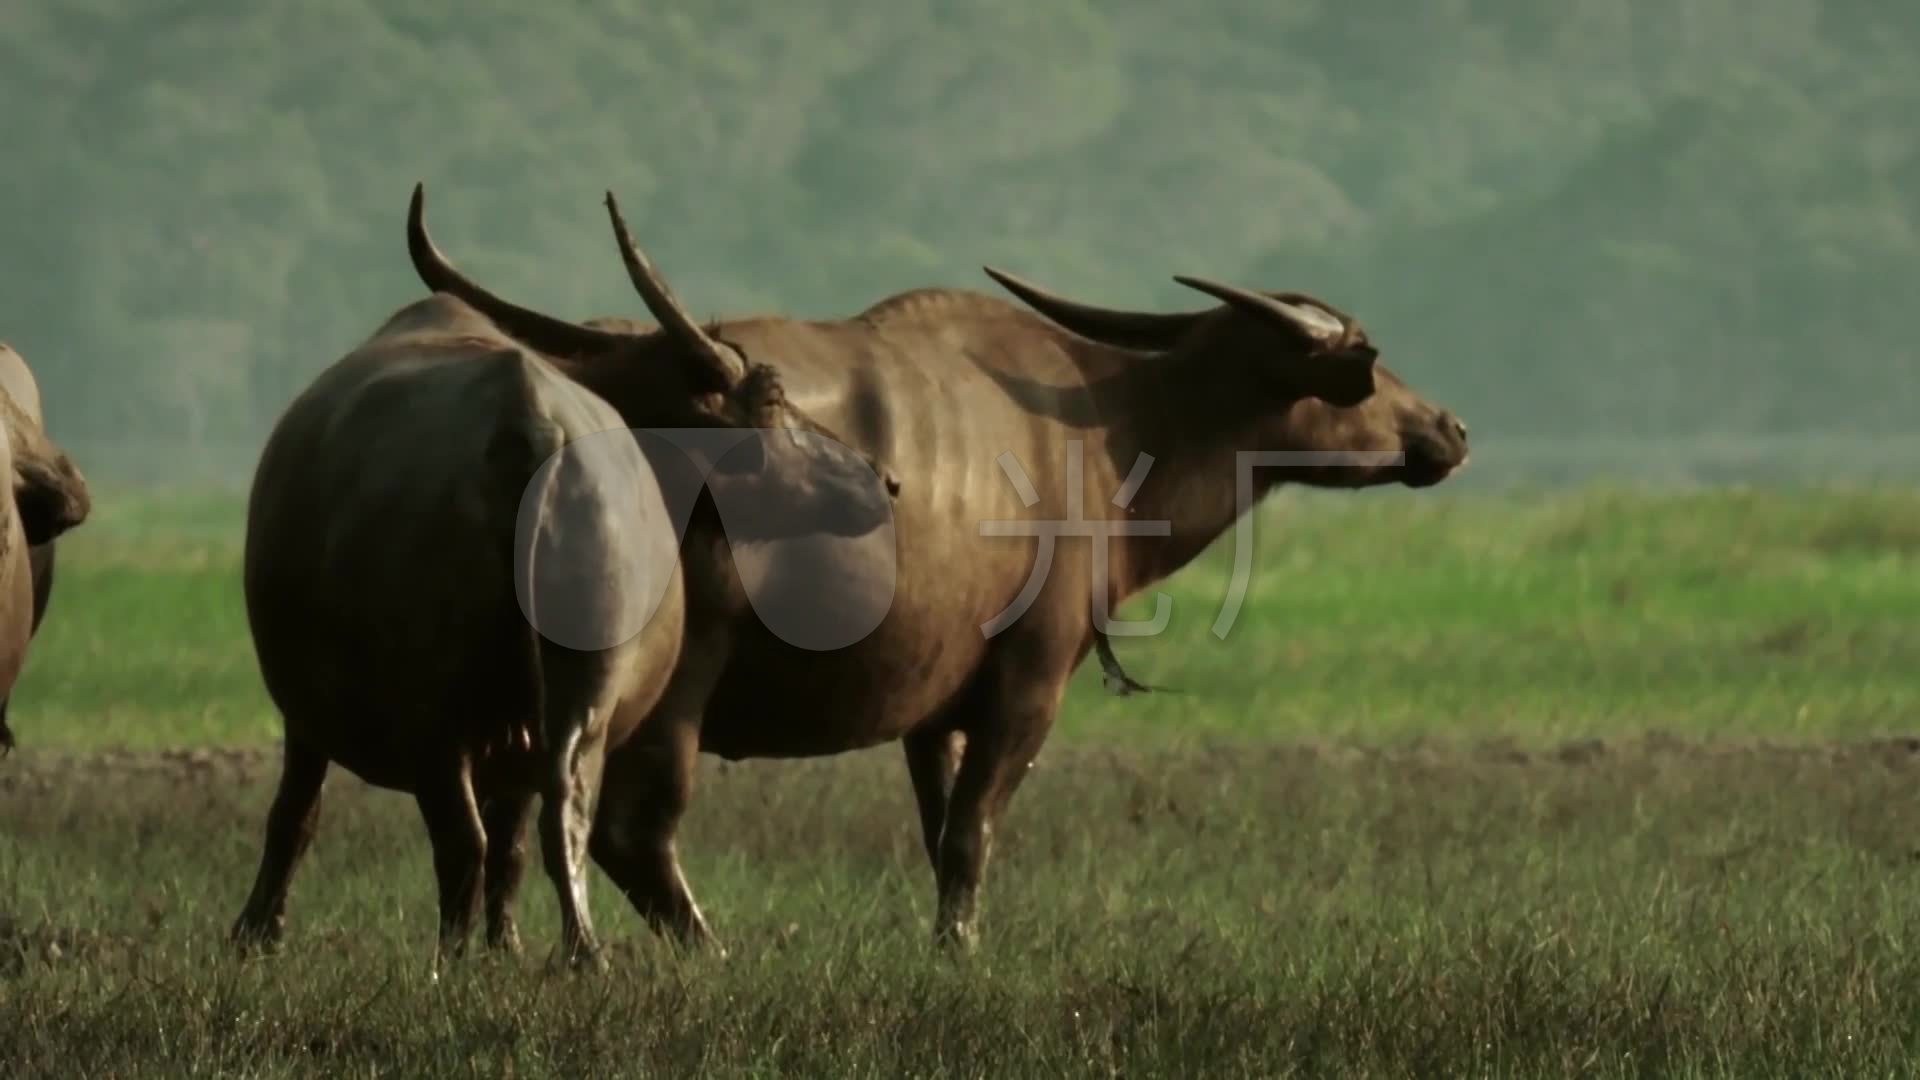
[{"xmin": 2, "ymin": 486, "xmax": 1918, "ymax": 1074}]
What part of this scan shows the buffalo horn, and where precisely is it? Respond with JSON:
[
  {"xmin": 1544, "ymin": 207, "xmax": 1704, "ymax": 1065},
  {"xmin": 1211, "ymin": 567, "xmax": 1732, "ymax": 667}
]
[
  {"xmin": 405, "ymin": 183, "xmax": 627, "ymax": 359},
  {"xmin": 1171, "ymin": 275, "xmax": 1346, "ymax": 343},
  {"xmin": 602, "ymin": 192, "xmax": 746, "ymax": 388},
  {"xmin": 982, "ymin": 266, "xmax": 1201, "ymax": 352}
]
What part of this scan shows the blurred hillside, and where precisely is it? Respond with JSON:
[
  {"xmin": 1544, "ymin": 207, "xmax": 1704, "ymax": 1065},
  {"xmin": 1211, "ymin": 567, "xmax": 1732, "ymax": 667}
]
[{"xmin": 2, "ymin": 1, "xmax": 1915, "ymax": 488}]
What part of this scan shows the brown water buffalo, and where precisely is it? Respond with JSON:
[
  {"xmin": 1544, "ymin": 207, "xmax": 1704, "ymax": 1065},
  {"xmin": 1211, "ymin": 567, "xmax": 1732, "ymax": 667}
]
[
  {"xmin": 229, "ymin": 194, "xmax": 899, "ymax": 968},
  {"xmin": 0, "ymin": 344, "xmax": 91, "ymax": 755},
  {"xmin": 409, "ymin": 195, "xmax": 1469, "ymax": 950}
]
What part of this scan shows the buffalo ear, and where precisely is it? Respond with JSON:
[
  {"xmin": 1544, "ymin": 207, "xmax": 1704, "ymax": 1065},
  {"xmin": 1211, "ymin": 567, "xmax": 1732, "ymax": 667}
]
[
  {"xmin": 1298, "ymin": 345, "xmax": 1379, "ymax": 408},
  {"xmin": 6, "ymin": 416, "xmax": 89, "ymax": 546},
  {"xmin": 14, "ymin": 469, "xmax": 86, "ymax": 545}
]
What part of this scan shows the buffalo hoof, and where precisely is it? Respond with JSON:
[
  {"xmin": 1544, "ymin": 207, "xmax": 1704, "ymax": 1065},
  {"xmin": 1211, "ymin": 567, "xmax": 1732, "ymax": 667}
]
[
  {"xmin": 667, "ymin": 926, "xmax": 726, "ymax": 961},
  {"xmin": 931, "ymin": 920, "xmax": 979, "ymax": 955},
  {"xmin": 486, "ymin": 923, "xmax": 524, "ymax": 957},
  {"xmin": 228, "ymin": 918, "xmax": 285, "ymax": 958},
  {"xmin": 428, "ymin": 945, "xmax": 485, "ymax": 984},
  {"xmin": 544, "ymin": 943, "xmax": 609, "ymax": 977}
]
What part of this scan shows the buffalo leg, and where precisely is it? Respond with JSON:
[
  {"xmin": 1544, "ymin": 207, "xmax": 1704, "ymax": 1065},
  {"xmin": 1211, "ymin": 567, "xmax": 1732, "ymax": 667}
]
[
  {"xmin": 902, "ymin": 727, "xmax": 963, "ymax": 873},
  {"xmin": 479, "ymin": 788, "xmax": 535, "ymax": 954},
  {"xmin": 931, "ymin": 674, "xmax": 1064, "ymax": 949},
  {"xmin": 540, "ymin": 719, "xmax": 608, "ymax": 971},
  {"xmin": 415, "ymin": 754, "xmax": 487, "ymax": 965},
  {"xmin": 589, "ymin": 717, "xmax": 716, "ymax": 950},
  {"xmin": 230, "ymin": 736, "xmax": 330, "ymax": 950}
]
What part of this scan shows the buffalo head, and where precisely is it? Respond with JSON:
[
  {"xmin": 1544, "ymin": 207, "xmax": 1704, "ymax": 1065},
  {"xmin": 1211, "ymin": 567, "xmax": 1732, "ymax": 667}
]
[
  {"xmin": 0, "ymin": 389, "xmax": 90, "ymax": 547},
  {"xmin": 405, "ymin": 184, "xmax": 900, "ymax": 543},
  {"xmin": 982, "ymin": 268, "xmax": 1469, "ymax": 490}
]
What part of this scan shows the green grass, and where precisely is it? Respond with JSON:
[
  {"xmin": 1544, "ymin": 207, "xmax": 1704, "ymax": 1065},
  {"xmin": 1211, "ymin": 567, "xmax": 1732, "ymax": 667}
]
[
  {"xmin": 3, "ymin": 738, "xmax": 1918, "ymax": 1075},
  {"xmin": 14, "ymin": 484, "xmax": 1919, "ymax": 752},
  {"xmin": 2, "ymin": 485, "xmax": 1919, "ymax": 1075}
]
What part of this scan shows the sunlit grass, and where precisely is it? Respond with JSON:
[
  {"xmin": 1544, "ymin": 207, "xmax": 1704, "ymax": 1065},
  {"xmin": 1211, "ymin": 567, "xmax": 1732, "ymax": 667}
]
[
  {"xmin": 3, "ymin": 486, "xmax": 1919, "ymax": 1074},
  {"xmin": 12, "ymin": 485, "xmax": 1918, "ymax": 752}
]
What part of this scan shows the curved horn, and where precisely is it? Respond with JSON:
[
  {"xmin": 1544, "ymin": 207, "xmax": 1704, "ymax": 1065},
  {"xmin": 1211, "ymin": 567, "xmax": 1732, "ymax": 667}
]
[
  {"xmin": 406, "ymin": 183, "xmax": 623, "ymax": 358},
  {"xmin": 982, "ymin": 266, "xmax": 1200, "ymax": 352},
  {"xmin": 602, "ymin": 191, "xmax": 745, "ymax": 387},
  {"xmin": 1171, "ymin": 275, "xmax": 1346, "ymax": 344}
]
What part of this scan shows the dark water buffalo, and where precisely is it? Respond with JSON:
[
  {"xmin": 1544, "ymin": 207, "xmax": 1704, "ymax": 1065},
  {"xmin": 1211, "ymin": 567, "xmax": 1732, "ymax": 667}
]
[
  {"xmin": 0, "ymin": 344, "xmax": 91, "ymax": 755},
  {"xmin": 411, "ymin": 196, "xmax": 1469, "ymax": 949},
  {"xmin": 230, "ymin": 194, "xmax": 899, "ymax": 967}
]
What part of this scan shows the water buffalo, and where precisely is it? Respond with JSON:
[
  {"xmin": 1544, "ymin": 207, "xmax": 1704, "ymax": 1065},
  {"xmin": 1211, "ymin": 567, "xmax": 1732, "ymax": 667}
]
[
  {"xmin": 229, "ymin": 193, "xmax": 899, "ymax": 968},
  {"xmin": 0, "ymin": 344, "xmax": 91, "ymax": 755},
  {"xmin": 409, "ymin": 197, "xmax": 1470, "ymax": 949}
]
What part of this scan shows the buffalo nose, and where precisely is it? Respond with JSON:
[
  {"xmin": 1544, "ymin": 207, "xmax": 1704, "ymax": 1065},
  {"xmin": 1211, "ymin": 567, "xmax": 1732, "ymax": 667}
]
[{"xmin": 1446, "ymin": 413, "xmax": 1469, "ymax": 442}]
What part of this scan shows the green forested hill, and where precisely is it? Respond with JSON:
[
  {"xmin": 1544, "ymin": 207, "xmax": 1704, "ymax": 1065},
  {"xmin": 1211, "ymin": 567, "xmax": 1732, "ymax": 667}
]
[{"xmin": 2, "ymin": 1, "xmax": 1915, "ymax": 481}]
